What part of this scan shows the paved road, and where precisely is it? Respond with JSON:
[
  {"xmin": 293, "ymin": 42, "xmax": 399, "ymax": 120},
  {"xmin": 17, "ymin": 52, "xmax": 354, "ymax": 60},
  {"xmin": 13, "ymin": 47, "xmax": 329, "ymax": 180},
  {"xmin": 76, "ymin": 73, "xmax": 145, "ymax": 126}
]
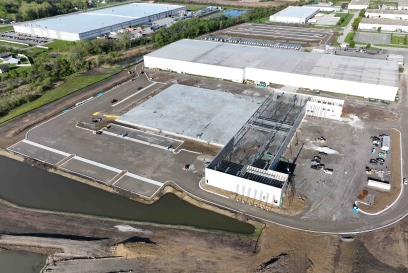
[
  {"xmin": 338, "ymin": 12, "xmax": 359, "ymax": 44},
  {"xmin": 18, "ymin": 63, "xmax": 408, "ymax": 234}
]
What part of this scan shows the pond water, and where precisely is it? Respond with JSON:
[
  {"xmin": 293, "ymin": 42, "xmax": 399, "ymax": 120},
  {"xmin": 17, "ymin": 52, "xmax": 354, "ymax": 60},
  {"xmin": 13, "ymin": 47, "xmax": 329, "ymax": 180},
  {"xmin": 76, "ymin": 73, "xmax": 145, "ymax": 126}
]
[{"xmin": 0, "ymin": 156, "xmax": 254, "ymax": 234}]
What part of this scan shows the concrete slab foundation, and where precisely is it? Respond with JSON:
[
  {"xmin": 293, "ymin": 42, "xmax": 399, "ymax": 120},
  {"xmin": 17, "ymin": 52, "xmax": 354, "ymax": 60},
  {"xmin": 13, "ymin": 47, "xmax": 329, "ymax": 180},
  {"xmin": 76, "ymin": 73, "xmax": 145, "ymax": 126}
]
[{"xmin": 116, "ymin": 84, "xmax": 265, "ymax": 146}]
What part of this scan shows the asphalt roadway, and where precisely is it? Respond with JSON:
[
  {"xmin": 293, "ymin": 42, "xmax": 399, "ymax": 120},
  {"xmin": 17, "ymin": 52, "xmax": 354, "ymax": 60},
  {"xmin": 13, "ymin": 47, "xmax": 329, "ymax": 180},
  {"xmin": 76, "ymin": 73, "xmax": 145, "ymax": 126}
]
[{"xmin": 13, "ymin": 63, "xmax": 408, "ymax": 234}]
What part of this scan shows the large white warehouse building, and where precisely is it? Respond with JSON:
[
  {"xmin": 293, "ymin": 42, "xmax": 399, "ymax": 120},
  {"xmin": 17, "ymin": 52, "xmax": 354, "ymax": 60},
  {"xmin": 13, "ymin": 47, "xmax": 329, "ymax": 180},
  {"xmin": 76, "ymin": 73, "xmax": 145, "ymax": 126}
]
[
  {"xmin": 269, "ymin": 6, "xmax": 320, "ymax": 24},
  {"xmin": 13, "ymin": 3, "xmax": 185, "ymax": 41},
  {"xmin": 366, "ymin": 9, "xmax": 408, "ymax": 20},
  {"xmin": 348, "ymin": 0, "xmax": 370, "ymax": 10},
  {"xmin": 359, "ymin": 18, "xmax": 408, "ymax": 31},
  {"xmin": 145, "ymin": 39, "xmax": 399, "ymax": 101}
]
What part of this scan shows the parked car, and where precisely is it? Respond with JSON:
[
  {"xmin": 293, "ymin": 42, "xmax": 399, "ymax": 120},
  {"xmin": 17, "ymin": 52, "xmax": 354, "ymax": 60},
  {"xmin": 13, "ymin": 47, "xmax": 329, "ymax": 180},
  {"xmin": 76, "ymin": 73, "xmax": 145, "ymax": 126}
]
[
  {"xmin": 404, "ymin": 178, "xmax": 407, "ymax": 185},
  {"xmin": 323, "ymin": 168, "xmax": 333, "ymax": 175},
  {"xmin": 111, "ymin": 99, "xmax": 118, "ymax": 103},
  {"xmin": 311, "ymin": 159, "xmax": 320, "ymax": 164},
  {"xmin": 376, "ymin": 158, "xmax": 385, "ymax": 163},
  {"xmin": 137, "ymin": 87, "xmax": 143, "ymax": 90},
  {"xmin": 369, "ymin": 159, "xmax": 378, "ymax": 164},
  {"xmin": 93, "ymin": 130, "xmax": 103, "ymax": 135}
]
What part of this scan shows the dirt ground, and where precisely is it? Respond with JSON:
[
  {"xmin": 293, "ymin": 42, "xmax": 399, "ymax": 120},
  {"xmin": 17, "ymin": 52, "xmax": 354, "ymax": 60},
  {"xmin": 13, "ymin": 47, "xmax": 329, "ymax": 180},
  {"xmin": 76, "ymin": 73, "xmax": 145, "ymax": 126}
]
[
  {"xmin": 343, "ymin": 101, "xmax": 398, "ymax": 122},
  {"xmin": 0, "ymin": 184, "xmax": 407, "ymax": 272}
]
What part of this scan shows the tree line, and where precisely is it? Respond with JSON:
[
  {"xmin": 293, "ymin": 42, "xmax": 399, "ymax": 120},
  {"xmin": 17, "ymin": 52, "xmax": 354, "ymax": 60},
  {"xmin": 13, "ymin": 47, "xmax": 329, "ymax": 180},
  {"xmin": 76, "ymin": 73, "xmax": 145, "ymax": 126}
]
[{"xmin": 0, "ymin": 0, "xmax": 130, "ymax": 22}]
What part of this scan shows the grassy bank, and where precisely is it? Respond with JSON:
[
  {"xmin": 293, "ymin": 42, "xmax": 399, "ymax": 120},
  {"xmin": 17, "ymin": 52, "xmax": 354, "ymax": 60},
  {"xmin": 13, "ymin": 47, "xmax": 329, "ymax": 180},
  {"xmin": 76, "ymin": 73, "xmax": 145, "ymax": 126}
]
[
  {"xmin": 0, "ymin": 26, "xmax": 13, "ymax": 33},
  {"xmin": 0, "ymin": 72, "xmax": 116, "ymax": 124}
]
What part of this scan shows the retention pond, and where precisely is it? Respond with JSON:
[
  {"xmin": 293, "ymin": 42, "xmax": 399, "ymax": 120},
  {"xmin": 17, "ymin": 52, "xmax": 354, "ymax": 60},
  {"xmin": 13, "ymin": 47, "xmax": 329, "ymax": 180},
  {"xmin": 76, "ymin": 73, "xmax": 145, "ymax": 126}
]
[
  {"xmin": 0, "ymin": 251, "xmax": 47, "ymax": 273},
  {"xmin": 0, "ymin": 156, "xmax": 254, "ymax": 234}
]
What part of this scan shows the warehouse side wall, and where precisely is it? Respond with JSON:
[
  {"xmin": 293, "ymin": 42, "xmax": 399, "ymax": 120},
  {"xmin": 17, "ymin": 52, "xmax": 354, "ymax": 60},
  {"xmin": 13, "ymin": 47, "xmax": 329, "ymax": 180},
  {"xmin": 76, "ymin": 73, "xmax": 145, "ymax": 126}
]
[
  {"xmin": 245, "ymin": 68, "xmax": 398, "ymax": 101},
  {"xmin": 205, "ymin": 168, "xmax": 283, "ymax": 206},
  {"xmin": 359, "ymin": 22, "xmax": 408, "ymax": 31},
  {"xmin": 366, "ymin": 12, "xmax": 408, "ymax": 20},
  {"xmin": 144, "ymin": 56, "xmax": 245, "ymax": 82}
]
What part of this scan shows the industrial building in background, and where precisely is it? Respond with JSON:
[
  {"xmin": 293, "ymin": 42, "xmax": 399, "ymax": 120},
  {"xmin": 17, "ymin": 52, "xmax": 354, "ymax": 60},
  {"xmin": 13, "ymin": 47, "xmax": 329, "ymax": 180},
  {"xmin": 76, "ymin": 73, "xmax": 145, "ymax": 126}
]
[
  {"xmin": 359, "ymin": 18, "xmax": 408, "ymax": 31},
  {"xmin": 366, "ymin": 9, "xmax": 408, "ymax": 20},
  {"xmin": 269, "ymin": 6, "xmax": 320, "ymax": 24},
  {"xmin": 13, "ymin": 3, "xmax": 186, "ymax": 41},
  {"xmin": 145, "ymin": 39, "xmax": 399, "ymax": 101},
  {"xmin": 348, "ymin": 0, "xmax": 370, "ymax": 10}
]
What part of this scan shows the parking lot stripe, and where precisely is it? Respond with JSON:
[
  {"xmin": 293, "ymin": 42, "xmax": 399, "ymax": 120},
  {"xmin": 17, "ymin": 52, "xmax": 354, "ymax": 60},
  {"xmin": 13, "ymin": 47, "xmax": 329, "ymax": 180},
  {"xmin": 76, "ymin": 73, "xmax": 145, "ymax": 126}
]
[
  {"xmin": 125, "ymin": 172, "xmax": 163, "ymax": 187},
  {"xmin": 22, "ymin": 139, "xmax": 71, "ymax": 156},
  {"xmin": 111, "ymin": 82, "xmax": 157, "ymax": 107},
  {"xmin": 71, "ymin": 156, "xmax": 122, "ymax": 173}
]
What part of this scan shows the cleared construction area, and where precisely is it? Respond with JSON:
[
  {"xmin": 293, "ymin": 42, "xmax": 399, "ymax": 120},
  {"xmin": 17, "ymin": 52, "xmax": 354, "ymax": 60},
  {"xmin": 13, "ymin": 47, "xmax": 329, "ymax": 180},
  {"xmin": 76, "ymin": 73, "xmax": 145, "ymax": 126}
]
[{"xmin": 116, "ymin": 84, "xmax": 264, "ymax": 146}]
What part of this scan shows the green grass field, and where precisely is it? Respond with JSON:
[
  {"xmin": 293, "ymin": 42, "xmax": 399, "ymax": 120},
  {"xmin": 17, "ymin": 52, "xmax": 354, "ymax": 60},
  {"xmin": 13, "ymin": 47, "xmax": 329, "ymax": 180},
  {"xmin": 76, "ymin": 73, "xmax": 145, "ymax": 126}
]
[
  {"xmin": 184, "ymin": 4, "xmax": 208, "ymax": 11},
  {"xmin": 0, "ymin": 41, "xmax": 29, "ymax": 48},
  {"xmin": 334, "ymin": 13, "xmax": 348, "ymax": 18},
  {"xmin": 391, "ymin": 35, "xmax": 407, "ymax": 45},
  {"xmin": 45, "ymin": 40, "xmax": 75, "ymax": 52},
  {"xmin": 336, "ymin": 13, "xmax": 354, "ymax": 27},
  {"xmin": 345, "ymin": 31, "xmax": 355, "ymax": 43},
  {"xmin": 0, "ymin": 72, "xmax": 116, "ymax": 124},
  {"xmin": 0, "ymin": 26, "xmax": 13, "ymax": 33}
]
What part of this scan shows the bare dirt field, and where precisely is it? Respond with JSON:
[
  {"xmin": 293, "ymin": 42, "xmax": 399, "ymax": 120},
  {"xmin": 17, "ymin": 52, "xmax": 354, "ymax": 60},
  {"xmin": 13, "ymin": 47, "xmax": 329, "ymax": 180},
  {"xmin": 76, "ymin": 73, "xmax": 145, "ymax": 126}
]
[
  {"xmin": 0, "ymin": 189, "xmax": 407, "ymax": 272},
  {"xmin": 343, "ymin": 101, "xmax": 398, "ymax": 122}
]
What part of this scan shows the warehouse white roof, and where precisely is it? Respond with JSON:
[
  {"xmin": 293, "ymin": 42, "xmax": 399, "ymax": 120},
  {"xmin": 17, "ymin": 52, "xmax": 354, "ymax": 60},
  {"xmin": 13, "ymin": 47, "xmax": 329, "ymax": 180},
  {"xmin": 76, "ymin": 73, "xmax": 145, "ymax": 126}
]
[
  {"xmin": 147, "ymin": 39, "xmax": 399, "ymax": 87},
  {"xmin": 272, "ymin": 6, "xmax": 320, "ymax": 19},
  {"xmin": 15, "ymin": 3, "xmax": 184, "ymax": 34},
  {"xmin": 361, "ymin": 17, "xmax": 408, "ymax": 25},
  {"xmin": 366, "ymin": 9, "xmax": 408, "ymax": 14},
  {"xmin": 349, "ymin": 0, "xmax": 370, "ymax": 5}
]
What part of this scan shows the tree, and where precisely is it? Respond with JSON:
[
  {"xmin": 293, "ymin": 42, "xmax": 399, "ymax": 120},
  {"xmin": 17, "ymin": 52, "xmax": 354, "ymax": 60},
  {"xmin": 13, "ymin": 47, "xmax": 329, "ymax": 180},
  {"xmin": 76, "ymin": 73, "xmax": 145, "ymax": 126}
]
[
  {"xmin": 350, "ymin": 41, "xmax": 356, "ymax": 47},
  {"xmin": 377, "ymin": 27, "xmax": 381, "ymax": 32},
  {"xmin": 366, "ymin": 43, "xmax": 371, "ymax": 49}
]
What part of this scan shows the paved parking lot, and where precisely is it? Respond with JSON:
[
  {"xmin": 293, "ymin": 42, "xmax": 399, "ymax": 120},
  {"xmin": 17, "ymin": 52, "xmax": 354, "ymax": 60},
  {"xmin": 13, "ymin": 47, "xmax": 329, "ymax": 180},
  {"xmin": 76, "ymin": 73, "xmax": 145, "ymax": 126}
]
[
  {"xmin": 213, "ymin": 23, "xmax": 335, "ymax": 45},
  {"xmin": 0, "ymin": 30, "xmax": 52, "ymax": 45},
  {"xmin": 8, "ymin": 71, "xmax": 201, "ymax": 198},
  {"xmin": 283, "ymin": 117, "xmax": 391, "ymax": 221},
  {"xmin": 8, "ymin": 140, "xmax": 68, "ymax": 165},
  {"xmin": 113, "ymin": 174, "xmax": 161, "ymax": 197},
  {"xmin": 354, "ymin": 32, "xmax": 391, "ymax": 44},
  {"xmin": 60, "ymin": 157, "xmax": 120, "ymax": 184}
]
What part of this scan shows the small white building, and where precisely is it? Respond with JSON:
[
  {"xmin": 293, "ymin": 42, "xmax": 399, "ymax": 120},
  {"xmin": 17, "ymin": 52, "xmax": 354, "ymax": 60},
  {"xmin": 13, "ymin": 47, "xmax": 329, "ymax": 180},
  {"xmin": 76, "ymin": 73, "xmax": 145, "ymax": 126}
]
[
  {"xmin": 348, "ymin": 0, "xmax": 369, "ymax": 10},
  {"xmin": 269, "ymin": 6, "xmax": 320, "ymax": 24},
  {"xmin": 359, "ymin": 18, "xmax": 408, "ymax": 31},
  {"xmin": 366, "ymin": 9, "xmax": 408, "ymax": 20},
  {"xmin": 367, "ymin": 179, "xmax": 391, "ymax": 191},
  {"xmin": 398, "ymin": 0, "xmax": 408, "ymax": 10},
  {"xmin": 381, "ymin": 135, "xmax": 390, "ymax": 151}
]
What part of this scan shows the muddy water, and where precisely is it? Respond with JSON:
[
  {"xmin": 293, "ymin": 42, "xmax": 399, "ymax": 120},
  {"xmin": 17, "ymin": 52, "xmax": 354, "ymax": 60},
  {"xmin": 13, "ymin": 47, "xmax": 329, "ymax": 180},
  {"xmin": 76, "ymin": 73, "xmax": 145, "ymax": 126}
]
[
  {"xmin": 0, "ymin": 156, "xmax": 254, "ymax": 234},
  {"xmin": 0, "ymin": 251, "xmax": 46, "ymax": 273}
]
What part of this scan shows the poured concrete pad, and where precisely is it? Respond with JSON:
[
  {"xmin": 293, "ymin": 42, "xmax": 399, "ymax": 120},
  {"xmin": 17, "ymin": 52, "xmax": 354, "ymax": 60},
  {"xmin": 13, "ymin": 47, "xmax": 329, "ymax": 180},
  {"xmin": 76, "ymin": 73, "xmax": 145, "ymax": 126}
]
[
  {"xmin": 8, "ymin": 141, "xmax": 67, "ymax": 165},
  {"xmin": 60, "ymin": 157, "xmax": 119, "ymax": 184},
  {"xmin": 113, "ymin": 175, "xmax": 162, "ymax": 197},
  {"xmin": 116, "ymin": 84, "xmax": 264, "ymax": 145},
  {"xmin": 107, "ymin": 124, "xmax": 182, "ymax": 149}
]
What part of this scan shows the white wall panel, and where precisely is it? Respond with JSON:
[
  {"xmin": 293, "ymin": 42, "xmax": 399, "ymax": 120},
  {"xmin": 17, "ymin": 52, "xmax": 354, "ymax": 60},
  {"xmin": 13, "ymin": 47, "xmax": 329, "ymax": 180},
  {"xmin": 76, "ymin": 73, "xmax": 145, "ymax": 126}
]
[
  {"xmin": 145, "ymin": 56, "xmax": 244, "ymax": 82},
  {"xmin": 245, "ymin": 68, "xmax": 398, "ymax": 101},
  {"xmin": 205, "ymin": 168, "xmax": 283, "ymax": 206}
]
